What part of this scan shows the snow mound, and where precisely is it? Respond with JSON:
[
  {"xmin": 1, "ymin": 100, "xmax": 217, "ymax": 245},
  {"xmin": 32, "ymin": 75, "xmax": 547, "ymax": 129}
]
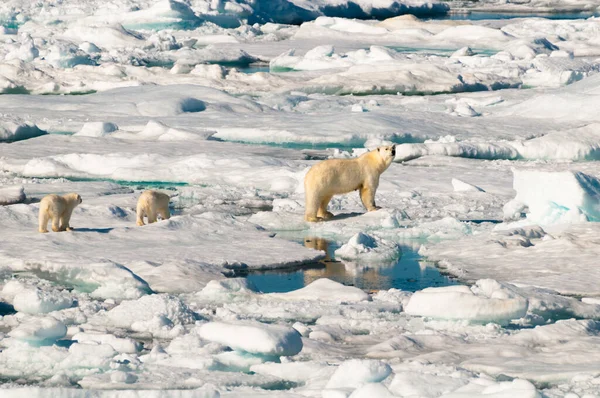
[
  {"xmin": 198, "ymin": 321, "xmax": 303, "ymax": 356},
  {"xmin": 0, "ymin": 121, "xmax": 46, "ymax": 142},
  {"xmin": 326, "ymin": 359, "xmax": 392, "ymax": 389},
  {"xmin": 334, "ymin": 232, "xmax": 401, "ymax": 263},
  {"xmin": 103, "ymin": 294, "xmax": 197, "ymax": 337},
  {"xmin": 267, "ymin": 278, "xmax": 370, "ymax": 302},
  {"xmin": 9, "ymin": 316, "xmax": 67, "ymax": 344},
  {"xmin": 0, "ymin": 185, "xmax": 26, "ymax": 205},
  {"xmin": 405, "ymin": 279, "xmax": 528, "ymax": 325},
  {"xmin": 504, "ymin": 169, "xmax": 600, "ymax": 224},
  {"xmin": 74, "ymin": 122, "xmax": 118, "ymax": 137}
]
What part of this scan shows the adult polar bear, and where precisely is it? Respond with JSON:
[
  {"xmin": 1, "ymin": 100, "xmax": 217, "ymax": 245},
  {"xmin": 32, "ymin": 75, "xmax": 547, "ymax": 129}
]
[
  {"xmin": 304, "ymin": 145, "xmax": 396, "ymax": 222},
  {"xmin": 38, "ymin": 193, "xmax": 82, "ymax": 233}
]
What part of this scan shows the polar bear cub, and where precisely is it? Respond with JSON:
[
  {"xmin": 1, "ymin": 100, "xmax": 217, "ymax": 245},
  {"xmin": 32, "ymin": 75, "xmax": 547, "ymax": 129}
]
[
  {"xmin": 38, "ymin": 193, "xmax": 82, "ymax": 233},
  {"xmin": 304, "ymin": 145, "xmax": 396, "ymax": 222},
  {"xmin": 136, "ymin": 190, "xmax": 171, "ymax": 226}
]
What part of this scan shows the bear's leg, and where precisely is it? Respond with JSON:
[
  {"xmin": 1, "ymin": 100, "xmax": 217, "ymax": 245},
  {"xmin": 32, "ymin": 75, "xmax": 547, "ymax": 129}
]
[
  {"xmin": 59, "ymin": 210, "xmax": 73, "ymax": 231},
  {"xmin": 304, "ymin": 190, "xmax": 321, "ymax": 222},
  {"xmin": 317, "ymin": 195, "xmax": 334, "ymax": 220},
  {"xmin": 147, "ymin": 210, "xmax": 158, "ymax": 224},
  {"xmin": 136, "ymin": 203, "xmax": 146, "ymax": 226},
  {"xmin": 51, "ymin": 215, "xmax": 61, "ymax": 232},
  {"xmin": 359, "ymin": 186, "xmax": 380, "ymax": 212},
  {"xmin": 38, "ymin": 211, "xmax": 49, "ymax": 233}
]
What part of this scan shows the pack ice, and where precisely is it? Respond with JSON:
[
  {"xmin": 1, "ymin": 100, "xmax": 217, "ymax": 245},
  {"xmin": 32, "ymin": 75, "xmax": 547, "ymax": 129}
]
[{"xmin": 2, "ymin": 0, "xmax": 600, "ymax": 397}]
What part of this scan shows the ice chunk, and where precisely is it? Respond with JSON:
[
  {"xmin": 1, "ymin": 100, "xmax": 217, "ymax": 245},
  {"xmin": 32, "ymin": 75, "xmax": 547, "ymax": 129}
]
[
  {"xmin": 334, "ymin": 232, "xmax": 401, "ymax": 264},
  {"xmin": 405, "ymin": 279, "xmax": 528, "ymax": 325},
  {"xmin": 103, "ymin": 294, "xmax": 197, "ymax": 337},
  {"xmin": 62, "ymin": 24, "xmax": 143, "ymax": 49},
  {"xmin": 452, "ymin": 178, "xmax": 485, "ymax": 192},
  {"xmin": 9, "ymin": 316, "xmax": 67, "ymax": 344},
  {"xmin": 451, "ymin": 47, "xmax": 474, "ymax": 58},
  {"xmin": 74, "ymin": 122, "xmax": 118, "ymax": 137},
  {"xmin": 12, "ymin": 286, "xmax": 73, "ymax": 314},
  {"xmin": 0, "ymin": 121, "xmax": 46, "ymax": 142},
  {"xmin": 0, "ymin": 185, "xmax": 25, "ymax": 205},
  {"xmin": 267, "ymin": 278, "xmax": 370, "ymax": 302},
  {"xmin": 62, "ymin": 342, "xmax": 117, "ymax": 369},
  {"xmin": 72, "ymin": 332, "xmax": 141, "ymax": 354},
  {"xmin": 198, "ymin": 321, "xmax": 303, "ymax": 356},
  {"xmin": 505, "ymin": 169, "xmax": 600, "ymax": 224},
  {"xmin": 326, "ymin": 359, "xmax": 392, "ymax": 389},
  {"xmin": 197, "ymin": 278, "xmax": 257, "ymax": 298},
  {"xmin": 136, "ymin": 97, "xmax": 206, "ymax": 116}
]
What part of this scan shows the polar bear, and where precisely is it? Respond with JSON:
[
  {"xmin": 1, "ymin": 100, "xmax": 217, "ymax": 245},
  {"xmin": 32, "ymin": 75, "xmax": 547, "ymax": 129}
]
[
  {"xmin": 304, "ymin": 145, "xmax": 396, "ymax": 222},
  {"xmin": 38, "ymin": 193, "xmax": 82, "ymax": 233},
  {"xmin": 136, "ymin": 190, "xmax": 171, "ymax": 226}
]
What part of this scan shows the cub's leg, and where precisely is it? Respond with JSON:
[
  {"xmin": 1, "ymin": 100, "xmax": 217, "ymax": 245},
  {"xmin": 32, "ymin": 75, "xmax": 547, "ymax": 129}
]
[
  {"xmin": 59, "ymin": 209, "xmax": 74, "ymax": 231},
  {"xmin": 359, "ymin": 186, "xmax": 380, "ymax": 212},
  {"xmin": 159, "ymin": 206, "xmax": 171, "ymax": 221},
  {"xmin": 136, "ymin": 202, "xmax": 146, "ymax": 226},
  {"xmin": 38, "ymin": 210, "xmax": 50, "ymax": 233},
  {"xmin": 317, "ymin": 194, "xmax": 334, "ymax": 220},
  {"xmin": 51, "ymin": 214, "xmax": 61, "ymax": 232},
  {"xmin": 146, "ymin": 210, "xmax": 158, "ymax": 224},
  {"xmin": 304, "ymin": 189, "xmax": 321, "ymax": 222}
]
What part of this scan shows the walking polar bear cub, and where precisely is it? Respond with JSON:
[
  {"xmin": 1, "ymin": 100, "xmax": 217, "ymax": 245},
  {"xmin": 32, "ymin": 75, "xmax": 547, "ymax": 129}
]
[
  {"xmin": 304, "ymin": 145, "xmax": 396, "ymax": 222},
  {"xmin": 38, "ymin": 193, "xmax": 82, "ymax": 233},
  {"xmin": 136, "ymin": 190, "xmax": 171, "ymax": 226}
]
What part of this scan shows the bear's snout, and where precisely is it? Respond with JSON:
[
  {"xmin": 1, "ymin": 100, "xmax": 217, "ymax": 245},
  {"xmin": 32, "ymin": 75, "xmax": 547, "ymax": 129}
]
[{"xmin": 391, "ymin": 148, "xmax": 395, "ymax": 157}]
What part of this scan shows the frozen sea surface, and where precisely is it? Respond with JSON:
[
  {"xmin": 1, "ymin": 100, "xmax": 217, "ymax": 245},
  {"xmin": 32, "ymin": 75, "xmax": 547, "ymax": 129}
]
[{"xmin": 3, "ymin": 1, "xmax": 600, "ymax": 397}]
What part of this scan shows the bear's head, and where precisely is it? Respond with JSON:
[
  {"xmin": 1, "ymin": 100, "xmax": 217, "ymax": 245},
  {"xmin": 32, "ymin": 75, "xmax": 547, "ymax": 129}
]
[
  {"xmin": 65, "ymin": 192, "xmax": 83, "ymax": 205},
  {"xmin": 377, "ymin": 145, "xmax": 396, "ymax": 167}
]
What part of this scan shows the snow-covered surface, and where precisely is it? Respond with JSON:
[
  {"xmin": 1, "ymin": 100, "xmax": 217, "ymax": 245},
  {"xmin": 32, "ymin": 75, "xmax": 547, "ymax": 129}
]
[{"xmin": 3, "ymin": 1, "xmax": 600, "ymax": 396}]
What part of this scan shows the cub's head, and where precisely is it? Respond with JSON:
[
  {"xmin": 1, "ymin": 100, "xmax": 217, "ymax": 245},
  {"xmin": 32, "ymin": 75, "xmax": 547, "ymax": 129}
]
[
  {"xmin": 65, "ymin": 193, "xmax": 83, "ymax": 205},
  {"xmin": 377, "ymin": 145, "xmax": 396, "ymax": 166}
]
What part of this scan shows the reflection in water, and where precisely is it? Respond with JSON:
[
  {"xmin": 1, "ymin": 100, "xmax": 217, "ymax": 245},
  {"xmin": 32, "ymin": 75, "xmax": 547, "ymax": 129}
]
[{"xmin": 245, "ymin": 236, "xmax": 457, "ymax": 293}]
